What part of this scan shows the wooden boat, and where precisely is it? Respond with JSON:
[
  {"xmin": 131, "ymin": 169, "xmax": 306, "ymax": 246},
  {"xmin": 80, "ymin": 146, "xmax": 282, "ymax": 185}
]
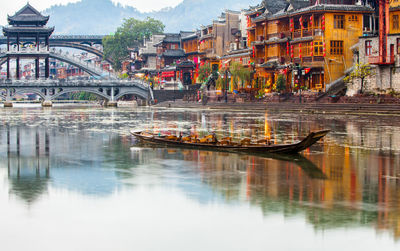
[{"xmin": 131, "ymin": 130, "xmax": 330, "ymax": 154}]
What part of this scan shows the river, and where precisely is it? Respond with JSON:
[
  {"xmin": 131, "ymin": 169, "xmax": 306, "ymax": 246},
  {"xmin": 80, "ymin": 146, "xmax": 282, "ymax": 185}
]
[{"xmin": 0, "ymin": 106, "xmax": 399, "ymax": 250}]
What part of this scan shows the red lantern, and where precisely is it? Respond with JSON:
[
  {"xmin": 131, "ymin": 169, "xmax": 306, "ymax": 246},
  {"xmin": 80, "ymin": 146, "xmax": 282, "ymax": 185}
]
[
  {"xmin": 304, "ymin": 68, "xmax": 311, "ymax": 74},
  {"xmin": 290, "ymin": 18, "xmax": 294, "ymax": 32},
  {"xmin": 310, "ymin": 42, "xmax": 313, "ymax": 57},
  {"xmin": 252, "ymin": 46, "xmax": 255, "ymax": 58},
  {"xmin": 286, "ymin": 41, "xmax": 290, "ymax": 55},
  {"xmin": 323, "ymin": 42, "xmax": 326, "ymax": 57},
  {"xmin": 299, "ymin": 17, "xmax": 303, "ymax": 29},
  {"xmin": 310, "ymin": 16, "xmax": 313, "ymax": 27},
  {"xmin": 291, "ymin": 45, "xmax": 294, "ymax": 58},
  {"xmin": 322, "ymin": 16, "xmax": 325, "ymax": 30}
]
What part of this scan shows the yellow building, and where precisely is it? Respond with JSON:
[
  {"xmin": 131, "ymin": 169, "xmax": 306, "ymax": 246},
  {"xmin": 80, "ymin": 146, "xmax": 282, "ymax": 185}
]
[{"xmin": 246, "ymin": 1, "xmax": 373, "ymax": 92}]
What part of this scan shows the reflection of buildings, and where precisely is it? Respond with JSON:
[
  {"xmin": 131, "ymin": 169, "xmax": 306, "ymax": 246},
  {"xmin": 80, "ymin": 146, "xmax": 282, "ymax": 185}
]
[
  {"xmin": 6, "ymin": 128, "xmax": 50, "ymax": 204},
  {"xmin": 139, "ymin": 111, "xmax": 400, "ymax": 240},
  {"xmin": 1, "ymin": 126, "xmax": 120, "ymax": 204},
  {"xmin": 188, "ymin": 143, "xmax": 400, "ymax": 240}
]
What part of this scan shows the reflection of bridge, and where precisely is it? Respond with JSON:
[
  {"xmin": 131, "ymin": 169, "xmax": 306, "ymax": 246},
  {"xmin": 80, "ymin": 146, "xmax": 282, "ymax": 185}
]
[{"xmin": 0, "ymin": 79, "xmax": 154, "ymax": 107}]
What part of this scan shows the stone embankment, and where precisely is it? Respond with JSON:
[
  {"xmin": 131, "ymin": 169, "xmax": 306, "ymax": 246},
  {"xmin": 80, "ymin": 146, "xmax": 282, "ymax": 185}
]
[{"xmin": 157, "ymin": 100, "xmax": 400, "ymax": 116}]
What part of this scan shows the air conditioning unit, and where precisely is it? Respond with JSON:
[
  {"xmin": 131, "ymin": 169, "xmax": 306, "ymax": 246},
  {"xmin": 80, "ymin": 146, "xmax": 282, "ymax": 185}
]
[{"xmin": 230, "ymin": 43, "xmax": 237, "ymax": 51}]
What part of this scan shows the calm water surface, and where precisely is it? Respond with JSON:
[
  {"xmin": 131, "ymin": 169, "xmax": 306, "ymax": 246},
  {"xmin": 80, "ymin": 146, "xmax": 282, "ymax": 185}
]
[{"xmin": 0, "ymin": 106, "xmax": 399, "ymax": 251}]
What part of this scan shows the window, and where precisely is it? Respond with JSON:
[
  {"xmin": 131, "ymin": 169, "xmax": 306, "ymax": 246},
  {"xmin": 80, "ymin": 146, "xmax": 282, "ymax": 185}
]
[
  {"xmin": 305, "ymin": 42, "xmax": 313, "ymax": 56},
  {"xmin": 349, "ymin": 15, "xmax": 358, "ymax": 22},
  {"xmin": 393, "ymin": 15, "xmax": 399, "ymax": 30},
  {"xmin": 397, "ymin": 38, "xmax": 400, "ymax": 54},
  {"xmin": 365, "ymin": 40, "xmax": 372, "ymax": 56},
  {"xmin": 334, "ymin": 15, "xmax": 345, "ymax": 29},
  {"xmin": 314, "ymin": 41, "xmax": 323, "ymax": 56},
  {"xmin": 330, "ymin": 40, "xmax": 344, "ymax": 55}
]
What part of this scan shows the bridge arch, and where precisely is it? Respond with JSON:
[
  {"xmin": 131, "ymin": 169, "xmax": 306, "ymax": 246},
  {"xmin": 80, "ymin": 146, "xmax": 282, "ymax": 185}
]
[
  {"xmin": 12, "ymin": 88, "xmax": 46, "ymax": 100},
  {"xmin": 50, "ymin": 88, "xmax": 110, "ymax": 101},
  {"xmin": 114, "ymin": 88, "xmax": 150, "ymax": 101},
  {"xmin": 49, "ymin": 42, "xmax": 114, "ymax": 64},
  {"xmin": 0, "ymin": 51, "xmax": 113, "ymax": 79}
]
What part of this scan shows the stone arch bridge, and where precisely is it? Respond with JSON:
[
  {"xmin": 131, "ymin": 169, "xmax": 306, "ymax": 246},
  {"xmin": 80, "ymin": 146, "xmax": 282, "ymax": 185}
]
[
  {"xmin": 0, "ymin": 49, "xmax": 116, "ymax": 79},
  {"xmin": 0, "ymin": 35, "xmax": 115, "ymax": 78},
  {"xmin": 0, "ymin": 79, "xmax": 154, "ymax": 107}
]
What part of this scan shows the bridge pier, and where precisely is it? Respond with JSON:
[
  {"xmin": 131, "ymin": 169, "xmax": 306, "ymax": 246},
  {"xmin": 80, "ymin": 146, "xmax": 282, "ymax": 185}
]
[
  {"xmin": 4, "ymin": 89, "xmax": 13, "ymax": 107},
  {"xmin": 42, "ymin": 100, "xmax": 53, "ymax": 107},
  {"xmin": 3, "ymin": 101, "xmax": 13, "ymax": 108},
  {"xmin": 106, "ymin": 101, "xmax": 118, "ymax": 107}
]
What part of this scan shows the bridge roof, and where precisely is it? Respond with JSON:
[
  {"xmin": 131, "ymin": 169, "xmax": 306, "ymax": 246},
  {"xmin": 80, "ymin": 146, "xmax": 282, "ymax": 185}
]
[
  {"xmin": 0, "ymin": 35, "xmax": 106, "ymax": 44},
  {"xmin": 3, "ymin": 26, "xmax": 54, "ymax": 36},
  {"xmin": 8, "ymin": 3, "xmax": 49, "ymax": 25}
]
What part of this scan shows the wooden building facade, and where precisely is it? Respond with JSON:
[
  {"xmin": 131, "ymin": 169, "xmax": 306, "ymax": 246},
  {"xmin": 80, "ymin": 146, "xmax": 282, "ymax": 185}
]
[{"xmin": 246, "ymin": 0, "xmax": 373, "ymax": 92}]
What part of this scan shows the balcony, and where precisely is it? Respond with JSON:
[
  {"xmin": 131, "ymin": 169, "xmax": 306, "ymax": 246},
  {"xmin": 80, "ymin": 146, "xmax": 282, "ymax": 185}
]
[
  {"xmin": 293, "ymin": 30, "xmax": 302, "ymax": 38},
  {"xmin": 368, "ymin": 56, "xmax": 395, "ymax": 65},
  {"xmin": 302, "ymin": 29, "xmax": 313, "ymax": 37},
  {"xmin": 256, "ymin": 35, "xmax": 265, "ymax": 42},
  {"xmin": 267, "ymin": 33, "xmax": 280, "ymax": 40}
]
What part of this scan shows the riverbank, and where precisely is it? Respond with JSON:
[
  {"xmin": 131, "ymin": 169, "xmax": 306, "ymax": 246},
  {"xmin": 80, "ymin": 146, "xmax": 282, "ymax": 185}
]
[{"xmin": 157, "ymin": 100, "xmax": 400, "ymax": 116}]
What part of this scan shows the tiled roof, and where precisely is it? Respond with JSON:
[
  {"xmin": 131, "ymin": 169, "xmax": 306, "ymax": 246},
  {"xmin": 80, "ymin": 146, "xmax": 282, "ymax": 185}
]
[
  {"xmin": 271, "ymin": 4, "xmax": 374, "ymax": 18},
  {"xmin": 263, "ymin": 0, "xmax": 290, "ymax": 15},
  {"xmin": 3, "ymin": 26, "xmax": 54, "ymax": 34},
  {"xmin": 288, "ymin": 0, "xmax": 310, "ymax": 11},
  {"xmin": 163, "ymin": 33, "xmax": 181, "ymax": 43},
  {"xmin": 181, "ymin": 32, "xmax": 198, "ymax": 41},
  {"xmin": 162, "ymin": 49, "xmax": 186, "ymax": 57},
  {"xmin": 8, "ymin": 3, "xmax": 49, "ymax": 24}
]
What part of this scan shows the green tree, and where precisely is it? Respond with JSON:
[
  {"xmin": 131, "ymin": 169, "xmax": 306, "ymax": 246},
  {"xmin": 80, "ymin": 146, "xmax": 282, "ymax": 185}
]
[
  {"xmin": 198, "ymin": 63, "xmax": 212, "ymax": 83},
  {"xmin": 275, "ymin": 74, "xmax": 286, "ymax": 93},
  {"xmin": 344, "ymin": 63, "xmax": 372, "ymax": 94},
  {"xmin": 69, "ymin": 92, "xmax": 99, "ymax": 101},
  {"xmin": 103, "ymin": 17, "xmax": 165, "ymax": 71},
  {"xmin": 229, "ymin": 62, "xmax": 251, "ymax": 90}
]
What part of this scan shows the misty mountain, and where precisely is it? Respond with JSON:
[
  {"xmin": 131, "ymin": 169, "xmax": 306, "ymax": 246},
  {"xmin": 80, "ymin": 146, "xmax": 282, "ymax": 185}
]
[{"xmin": 44, "ymin": 0, "xmax": 261, "ymax": 35}]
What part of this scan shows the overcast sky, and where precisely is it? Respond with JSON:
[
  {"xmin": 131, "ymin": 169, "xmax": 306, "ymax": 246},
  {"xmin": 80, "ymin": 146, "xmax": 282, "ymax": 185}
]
[{"xmin": 0, "ymin": 0, "xmax": 184, "ymax": 25}]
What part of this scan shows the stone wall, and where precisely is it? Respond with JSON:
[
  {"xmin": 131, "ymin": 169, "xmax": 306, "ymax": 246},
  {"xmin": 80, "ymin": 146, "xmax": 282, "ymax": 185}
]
[
  {"xmin": 350, "ymin": 35, "xmax": 400, "ymax": 95},
  {"xmin": 153, "ymin": 84, "xmax": 201, "ymax": 103}
]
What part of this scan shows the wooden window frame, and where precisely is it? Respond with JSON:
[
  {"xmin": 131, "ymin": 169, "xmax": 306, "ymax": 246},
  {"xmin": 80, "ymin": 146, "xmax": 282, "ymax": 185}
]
[
  {"xmin": 397, "ymin": 38, "xmax": 400, "ymax": 54},
  {"xmin": 314, "ymin": 41, "xmax": 323, "ymax": 56},
  {"xmin": 393, "ymin": 15, "xmax": 399, "ymax": 30},
  {"xmin": 330, "ymin": 40, "xmax": 344, "ymax": 55},
  {"xmin": 334, "ymin": 15, "xmax": 345, "ymax": 29},
  {"xmin": 365, "ymin": 40, "xmax": 372, "ymax": 56}
]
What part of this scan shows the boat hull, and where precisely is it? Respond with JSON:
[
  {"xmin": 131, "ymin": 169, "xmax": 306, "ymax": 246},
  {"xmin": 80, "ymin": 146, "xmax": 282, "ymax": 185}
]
[{"xmin": 131, "ymin": 130, "xmax": 330, "ymax": 154}]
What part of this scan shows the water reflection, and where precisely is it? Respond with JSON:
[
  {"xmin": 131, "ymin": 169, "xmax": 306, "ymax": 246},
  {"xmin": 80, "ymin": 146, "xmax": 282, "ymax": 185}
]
[
  {"xmin": 0, "ymin": 107, "xmax": 399, "ymax": 248},
  {"xmin": 5, "ymin": 127, "xmax": 50, "ymax": 204}
]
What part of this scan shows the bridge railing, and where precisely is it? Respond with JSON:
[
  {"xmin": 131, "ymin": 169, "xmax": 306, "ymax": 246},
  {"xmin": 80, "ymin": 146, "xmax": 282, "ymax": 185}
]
[
  {"xmin": 0, "ymin": 79, "xmax": 150, "ymax": 88},
  {"xmin": 7, "ymin": 47, "xmax": 50, "ymax": 53}
]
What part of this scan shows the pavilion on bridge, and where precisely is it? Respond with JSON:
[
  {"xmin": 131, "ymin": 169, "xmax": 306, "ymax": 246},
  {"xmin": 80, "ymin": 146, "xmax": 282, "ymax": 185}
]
[{"xmin": 2, "ymin": 3, "xmax": 54, "ymax": 79}]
